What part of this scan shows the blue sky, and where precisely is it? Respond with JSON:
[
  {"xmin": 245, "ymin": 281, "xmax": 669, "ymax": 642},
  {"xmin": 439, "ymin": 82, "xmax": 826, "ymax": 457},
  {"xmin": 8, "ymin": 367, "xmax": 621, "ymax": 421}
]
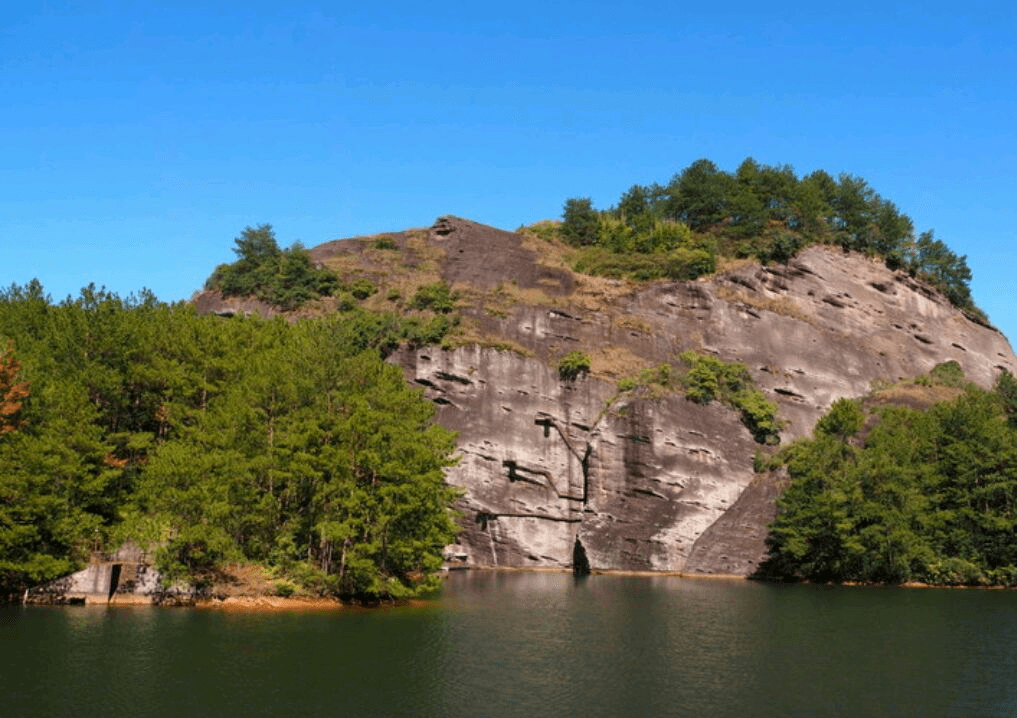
[{"xmin": 3, "ymin": 1, "xmax": 1015, "ymax": 346}]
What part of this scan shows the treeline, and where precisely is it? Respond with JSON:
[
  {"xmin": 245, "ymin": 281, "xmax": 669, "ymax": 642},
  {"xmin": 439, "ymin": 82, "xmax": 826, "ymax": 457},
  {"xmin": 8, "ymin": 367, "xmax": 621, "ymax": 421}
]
[
  {"xmin": 0, "ymin": 280, "xmax": 460, "ymax": 600},
  {"xmin": 759, "ymin": 362, "xmax": 1017, "ymax": 586},
  {"xmin": 559, "ymin": 158, "xmax": 981, "ymax": 319}
]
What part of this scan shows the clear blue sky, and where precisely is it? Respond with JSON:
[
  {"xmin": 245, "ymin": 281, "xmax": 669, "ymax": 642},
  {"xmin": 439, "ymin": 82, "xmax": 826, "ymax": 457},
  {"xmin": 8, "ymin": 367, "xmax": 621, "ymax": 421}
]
[{"xmin": 3, "ymin": 1, "xmax": 1015, "ymax": 346}]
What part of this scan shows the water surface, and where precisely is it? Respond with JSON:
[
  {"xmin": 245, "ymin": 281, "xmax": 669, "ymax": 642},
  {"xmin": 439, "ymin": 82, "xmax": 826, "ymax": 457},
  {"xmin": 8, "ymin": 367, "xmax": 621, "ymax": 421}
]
[{"xmin": 2, "ymin": 572, "xmax": 1015, "ymax": 717}]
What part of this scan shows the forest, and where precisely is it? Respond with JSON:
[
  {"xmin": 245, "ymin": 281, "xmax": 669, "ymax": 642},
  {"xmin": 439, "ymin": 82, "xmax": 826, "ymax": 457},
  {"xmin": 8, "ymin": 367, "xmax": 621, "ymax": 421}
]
[
  {"xmin": 0, "ymin": 278, "xmax": 461, "ymax": 601},
  {"xmin": 759, "ymin": 363, "xmax": 1017, "ymax": 586},
  {"xmin": 555, "ymin": 157, "xmax": 983, "ymax": 322}
]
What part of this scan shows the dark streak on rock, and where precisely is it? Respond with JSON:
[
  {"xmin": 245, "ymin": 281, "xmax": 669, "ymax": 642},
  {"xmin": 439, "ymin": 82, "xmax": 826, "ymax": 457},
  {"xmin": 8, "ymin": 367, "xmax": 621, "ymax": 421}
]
[{"xmin": 436, "ymin": 371, "xmax": 472, "ymax": 385}]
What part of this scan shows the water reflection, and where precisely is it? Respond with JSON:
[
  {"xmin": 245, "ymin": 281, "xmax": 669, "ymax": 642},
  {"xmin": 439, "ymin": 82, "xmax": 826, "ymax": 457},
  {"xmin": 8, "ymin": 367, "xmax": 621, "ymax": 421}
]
[{"xmin": 3, "ymin": 575, "xmax": 1017, "ymax": 717}]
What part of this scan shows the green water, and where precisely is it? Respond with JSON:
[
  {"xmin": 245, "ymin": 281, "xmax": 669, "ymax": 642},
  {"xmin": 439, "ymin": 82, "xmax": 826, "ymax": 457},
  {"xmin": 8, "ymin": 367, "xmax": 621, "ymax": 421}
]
[{"xmin": 2, "ymin": 572, "xmax": 1016, "ymax": 717}]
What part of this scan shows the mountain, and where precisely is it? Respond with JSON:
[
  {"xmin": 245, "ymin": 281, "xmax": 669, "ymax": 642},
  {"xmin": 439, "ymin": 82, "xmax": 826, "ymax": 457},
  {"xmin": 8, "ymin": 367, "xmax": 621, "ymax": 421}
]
[{"xmin": 196, "ymin": 216, "xmax": 1017, "ymax": 576}]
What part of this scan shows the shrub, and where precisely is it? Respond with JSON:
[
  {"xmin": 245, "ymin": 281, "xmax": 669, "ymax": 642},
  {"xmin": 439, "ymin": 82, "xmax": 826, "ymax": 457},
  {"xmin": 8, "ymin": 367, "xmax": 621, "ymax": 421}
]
[
  {"xmin": 272, "ymin": 580, "xmax": 297, "ymax": 597},
  {"xmin": 679, "ymin": 351, "xmax": 781, "ymax": 444},
  {"xmin": 924, "ymin": 557, "xmax": 986, "ymax": 586},
  {"xmin": 558, "ymin": 351, "xmax": 591, "ymax": 381},
  {"xmin": 411, "ymin": 282, "xmax": 456, "ymax": 313},
  {"xmin": 735, "ymin": 389, "xmax": 782, "ymax": 444},
  {"xmin": 524, "ymin": 220, "xmax": 560, "ymax": 243},
  {"xmin": 404, "ymin": 315, "xmax": 456, "ymax": 347},
  {"xmin": 617, "ymin": 364, "xmax": 676, "ymax": 399},
  {"xmin": 335, "ymin": 292, "xmax": 357, "ymax": 311},
  {"xmin": 348, "ymin": 278, "xmax": 377, "ymax": 300},
  {"xmin": 684, "ymin": 361, "xmax": 720, "ymax": 404},
  {"xmin": 662, "ymin": 247, "xmax": 715, "ymax": 280},
  {"xmin": 929, "ymin": 360, "xmax": 966, "ymax": 387},
  {"xmin": 155, "ymin": 525, "xmax": 236, "ymax": 591},
  {"xmin": 572, "ymin": 244, "xmax": 714, "ymax": 282}
]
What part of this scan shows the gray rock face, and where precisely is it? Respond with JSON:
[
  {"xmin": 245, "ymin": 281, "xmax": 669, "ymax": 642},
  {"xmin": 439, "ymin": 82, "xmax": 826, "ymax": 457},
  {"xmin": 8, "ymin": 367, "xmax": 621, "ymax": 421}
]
[
  {"xmin": 389, "ymin": 220, "xmax": 1017, "ymax": 576},
  {"xmin": 398, "ymin": 345, "xmax": 778, "ymax": 575}
]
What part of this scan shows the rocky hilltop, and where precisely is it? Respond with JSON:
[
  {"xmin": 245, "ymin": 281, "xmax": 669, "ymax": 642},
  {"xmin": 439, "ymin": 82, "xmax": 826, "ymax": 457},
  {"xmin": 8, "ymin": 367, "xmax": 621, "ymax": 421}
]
[{"xmin": 198, "ymin": 217, "xmax": 1017, "ymax": 576}]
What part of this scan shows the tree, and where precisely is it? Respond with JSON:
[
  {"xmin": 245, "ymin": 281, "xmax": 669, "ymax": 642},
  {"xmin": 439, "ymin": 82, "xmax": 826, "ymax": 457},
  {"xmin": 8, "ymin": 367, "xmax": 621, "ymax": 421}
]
[
  {"xmin": 561, "ymin": 198, "xmax": 600, "ymax": 246},
  {"xmin": 995, "ymin": 370, "xmax": 1017, "ymax": 429},
  {"xmin": 906, "ymin": 230, "xmax": 975, "ymax": 310},
  {"xmin": 0, "ymin": 341, "xmax": 29, "ymax": 436},
  {"xmin": 792, "ymin": 172, "xmax": 834, "ymax": 237},
  {"xmin": 729, "ymin": 158, "xmax": 767, "ymax": 235},
  {"xmin": 127, "ymin": 317, "xmax": 461, "ymax": 598},
  {"xmin": 872, "ymin": 199, "xmax": 914, "ymax": 265},
  {"xmin": 205, "ymin": 225, "xmax": 339, "ymax": 310},
  {"xmin": 666, "ymin": 159, "xmax": 733, "ymax": 230},
  {"xmin": 815, "ymin": 398, "xmax": 864, "ymax": 442},
  {"xmin": 616, "ymin": 184, "xmax": 655, "ymax": 234},
  {"xmin": 761, "ymin": 382, "xmax": 1017, "ymax": 586},
  {"xmin": 210, "ymin": 224, "xmax": 282, "ymax": 297},
  {"xmin": 832, "ymin": 174, "xmax": 877, "ymax": 251}
]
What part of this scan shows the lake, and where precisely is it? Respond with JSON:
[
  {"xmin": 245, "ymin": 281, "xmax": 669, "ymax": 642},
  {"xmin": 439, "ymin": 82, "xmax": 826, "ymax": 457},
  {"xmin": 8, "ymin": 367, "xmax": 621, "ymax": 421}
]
[{"xmin": 2, "ymin": 571, "xmax": 1016, "ymax": 717}]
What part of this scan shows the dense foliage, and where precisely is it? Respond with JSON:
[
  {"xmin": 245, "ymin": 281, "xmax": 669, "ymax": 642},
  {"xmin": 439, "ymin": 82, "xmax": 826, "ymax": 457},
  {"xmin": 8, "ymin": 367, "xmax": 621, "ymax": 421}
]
[
  {"xmin": 759, "ymin": 364, "xmax": 1017, "ymax": 586},
  {"xmin": 559, "ymin": 158, "xmax": 982, "ymax": 320},
  {"xmin": 0, "ymin": 280, "xmax": 460, "ymax": 600},
  {"xmin": 205, "ymin": 224, "xmax": 340, "ymax": 310},
  {"xmin": 678, "ymin": 352, "xmax": 782, "ymax": 444}
]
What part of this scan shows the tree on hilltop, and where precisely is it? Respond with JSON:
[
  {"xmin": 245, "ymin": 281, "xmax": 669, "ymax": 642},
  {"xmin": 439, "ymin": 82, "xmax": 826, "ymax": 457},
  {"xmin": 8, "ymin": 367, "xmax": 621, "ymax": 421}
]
[{"xmin": 205, "ymin": 224, "xmax": 339, "ymax": 310}]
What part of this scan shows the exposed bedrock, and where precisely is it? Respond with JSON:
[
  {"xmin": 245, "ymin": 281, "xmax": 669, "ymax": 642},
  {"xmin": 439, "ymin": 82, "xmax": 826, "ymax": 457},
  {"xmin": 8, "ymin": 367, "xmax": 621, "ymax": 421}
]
[
  {"xmin": 390, "ymin": 221, "xmax": 1017, "ymax": 576},
  {"xmin": 398, "ymin": 345, "xmax": 760, "ymax": 573}
]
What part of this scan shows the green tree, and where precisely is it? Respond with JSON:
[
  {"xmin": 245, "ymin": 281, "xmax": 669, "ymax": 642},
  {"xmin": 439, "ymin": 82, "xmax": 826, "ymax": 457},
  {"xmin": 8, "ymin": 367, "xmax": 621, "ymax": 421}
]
[
  {"xmin": 561, "ymin": 198, "xmax": 601, "ymax": 246},
  {"xmin": 205, "ymin": 225, "xmax": 339, "ymax": 310},
  {"xmin": 906, "ymin": 230, "xmax": 975, "ymax": 310},
  {"xmin": 762, "ymin": 383, "xmax": 1017, "ymax": 586},
  {"xmin": 616, "ymin": 184, "xmax": 656, "ymax": 234},
  {"xmin": 815, "ymin": 398, "xmax": 865, "ymax": 441},
  {"xmin": 666, "ymin": 159, "xmax": 734, "ymax": 230}
]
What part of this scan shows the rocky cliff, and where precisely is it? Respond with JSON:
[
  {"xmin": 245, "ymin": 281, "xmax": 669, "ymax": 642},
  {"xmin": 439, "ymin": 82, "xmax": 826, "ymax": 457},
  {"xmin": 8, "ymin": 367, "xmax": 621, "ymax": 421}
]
[{"xmin": 200, "ymin": 217, "xmax": 1017, "ymax": 576}]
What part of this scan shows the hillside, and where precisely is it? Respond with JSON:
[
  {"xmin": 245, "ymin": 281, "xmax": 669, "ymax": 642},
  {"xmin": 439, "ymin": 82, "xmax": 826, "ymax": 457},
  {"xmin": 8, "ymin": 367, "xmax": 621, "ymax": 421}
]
[{"xmin": 195, "ymin": 216, "xmax": 1017, "ymax": 576}]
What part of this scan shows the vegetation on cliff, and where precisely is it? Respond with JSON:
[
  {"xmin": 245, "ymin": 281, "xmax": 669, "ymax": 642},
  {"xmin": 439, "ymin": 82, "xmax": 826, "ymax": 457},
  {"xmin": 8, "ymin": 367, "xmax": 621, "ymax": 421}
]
[
  {"xmin": 759, "ymin": 363, "xmax": 1017, "ymax": 586},
  {"xmin": 205, "ymin": 224, "xmax": 340, "ymax": 310},
  {"xmin": 557, "ymin": 158, "xmax": 983, "ymax": 321},
  {"xmin": 0, "ymin": 281, "xmax": 459, "ymax": 601},
  {"xmin": 614, "ymin": 353, "xmax": 781, "ymax": 444}
]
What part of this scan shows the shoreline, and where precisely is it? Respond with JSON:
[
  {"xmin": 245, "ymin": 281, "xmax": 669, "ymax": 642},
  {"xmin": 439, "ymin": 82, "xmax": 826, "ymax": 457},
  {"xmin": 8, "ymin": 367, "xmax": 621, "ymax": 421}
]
[
  {"xmin": 16, "ymin": 566, "xmax": 1014, "ymax": 610},
  {"xmin": 195, "ymin": 595, "xmax": 349, "ymax": 611}
]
